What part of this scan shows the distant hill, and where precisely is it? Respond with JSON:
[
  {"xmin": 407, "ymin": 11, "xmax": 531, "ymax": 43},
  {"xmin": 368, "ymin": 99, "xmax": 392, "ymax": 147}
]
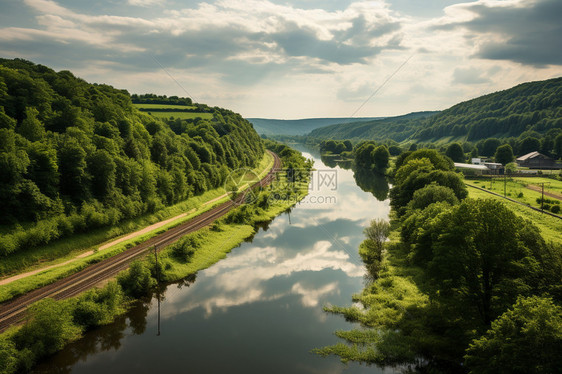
[
  {"xmin": 308, "ymin": 77, "xmax": 562, "ymax": 143},
  {"xmin": 308, "ymin": 112, "xmax": 437, "ymax": 142},
  {"xmin": 246, "ymin": 117, "xmax": 381, "ymax": 136},
  {"xmin": 414, "ymin": 77, "xmax": 562, "ymax": 142}
]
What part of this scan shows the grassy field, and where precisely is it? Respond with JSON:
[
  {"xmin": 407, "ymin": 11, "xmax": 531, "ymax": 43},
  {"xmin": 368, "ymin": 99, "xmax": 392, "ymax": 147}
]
[
  {"xmin": 132, "ymin": 103, "xmax": 196, "ymax": 110},
  {"xmin": 0, "ymin": 153, "xmax": 274, "ymax": 301},
  {"xmin": 512, "ymin": 177, "xmax": 562, "ymax": 195},
  {"xmin": 147, "ymin": 111, "xmax": 213, "ymax": 120},
  {"xmin": 467, "ymin": 186, "xmax": 562, "ymax": 245},
  {"xmin": 132, "ymin": 103, "xmax": 213, "ymax": 120},
  {"xmin": 467, "ymin": 177, "xmax": 561, "ymax": 209}
]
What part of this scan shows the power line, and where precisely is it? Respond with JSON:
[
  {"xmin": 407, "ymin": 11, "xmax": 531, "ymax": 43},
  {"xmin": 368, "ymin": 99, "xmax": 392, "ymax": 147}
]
[{"xmin": 349, "ymin": 54, "xmax": 414, "ymax": 118}]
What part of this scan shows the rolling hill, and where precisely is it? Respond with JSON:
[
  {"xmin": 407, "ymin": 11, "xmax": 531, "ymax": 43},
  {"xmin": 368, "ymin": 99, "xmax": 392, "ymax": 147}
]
[
  {"xmin": 308, "ymin": 77, "xmax": 562, "ymax": 144},
  {"xmin": 246, "ymin": 117, "xmax": 381, "ymax": 136},
  {"xmin": 308, "ymin": 111, "xmax": 437, "ymax": 142}
]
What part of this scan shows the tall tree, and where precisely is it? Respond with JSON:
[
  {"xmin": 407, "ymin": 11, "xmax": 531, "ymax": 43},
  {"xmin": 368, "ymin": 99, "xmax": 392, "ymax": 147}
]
[
  {"xmin": 427, "ymin": 199, "xmax": 546, "ymax": 326},
  {"xmin": 517, "ymin": 136, "xmax": 541, "ymax": 156},
  {"xmin": 445, "ymin": 143, "xmax": 465, "ymax": 162},
  {"xmin": 494, "ymin": 144, "xmax": 514, "ymax": 165},
  {"xmin": 465, "ymin": 296, "xmax": 562, "ymax": 374},
  {"xmin": 372, "ymin": 145, "xmax": 390, "ymax": 171}
]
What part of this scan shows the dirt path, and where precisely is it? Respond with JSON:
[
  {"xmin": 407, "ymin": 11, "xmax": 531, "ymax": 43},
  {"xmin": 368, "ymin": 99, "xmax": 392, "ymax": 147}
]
[
  {"xmin": 0, "ymin": 193, "xmax": 228, "ymax": 286},
  {"xmin": 525, "ymin": 184, "xmax": 562, "ymax": 200}
]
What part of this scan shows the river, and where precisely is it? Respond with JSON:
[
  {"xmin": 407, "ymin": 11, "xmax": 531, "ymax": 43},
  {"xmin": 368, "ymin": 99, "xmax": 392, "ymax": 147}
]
[{"xmin": 32, "ymin": 145, "xmax": 395, "ymax": 374}]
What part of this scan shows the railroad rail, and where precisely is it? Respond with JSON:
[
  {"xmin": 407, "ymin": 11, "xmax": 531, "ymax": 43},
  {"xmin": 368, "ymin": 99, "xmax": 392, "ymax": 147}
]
[{"xmin": 0, "ymin": 151, "xmax": 281, "ymax": 332}]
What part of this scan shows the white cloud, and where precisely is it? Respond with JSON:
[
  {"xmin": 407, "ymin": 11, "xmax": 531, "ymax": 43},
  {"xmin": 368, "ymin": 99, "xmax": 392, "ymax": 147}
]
[
  {"xmin": 1, "ymin": 0, "xmax": 560, "ymax": 118},
  {"xmin": 128, "ymin": 0, "xmax": 166, "ymax": 7}
]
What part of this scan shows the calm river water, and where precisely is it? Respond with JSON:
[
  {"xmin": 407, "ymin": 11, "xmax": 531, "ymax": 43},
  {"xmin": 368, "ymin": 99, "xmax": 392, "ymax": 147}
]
[{"xmin": 32, "ymin": 145, "xmax": 395, "ymax": 374}]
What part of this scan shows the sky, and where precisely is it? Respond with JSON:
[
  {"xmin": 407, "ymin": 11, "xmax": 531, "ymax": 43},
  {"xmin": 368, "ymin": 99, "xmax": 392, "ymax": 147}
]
[{"xmin": 0, "ymin": 0, "xmax": 561, "ymax": 119}]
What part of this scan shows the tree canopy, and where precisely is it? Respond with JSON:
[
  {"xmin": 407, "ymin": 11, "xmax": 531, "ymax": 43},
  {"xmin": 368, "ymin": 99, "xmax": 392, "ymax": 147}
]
[{"xmin": 0, "ymin": 58, "xmax": 264, "ymax": 256}]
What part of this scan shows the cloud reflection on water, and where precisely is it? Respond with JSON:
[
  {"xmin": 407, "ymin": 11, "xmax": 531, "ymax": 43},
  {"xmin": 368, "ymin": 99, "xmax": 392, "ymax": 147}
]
[{"xmin": 162, "ymin": 240, "xmax": 363, "ymax": 318}]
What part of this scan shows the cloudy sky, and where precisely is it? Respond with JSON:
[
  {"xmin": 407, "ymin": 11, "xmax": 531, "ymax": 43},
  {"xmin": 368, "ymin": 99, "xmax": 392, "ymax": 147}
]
[{"xmin": 1, "ymin": 0, "xmax": 561, "ymax": 118}]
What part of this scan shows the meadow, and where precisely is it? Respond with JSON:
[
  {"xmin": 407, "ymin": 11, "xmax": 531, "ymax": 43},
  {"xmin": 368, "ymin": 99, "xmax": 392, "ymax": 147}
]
[
  {"xmin": 132, "ymin": 103, "xmax": 213, "ymax": 120},
  {"xmin": 466, "ymin": 176, "xmax": 561, "ymax": 211}
]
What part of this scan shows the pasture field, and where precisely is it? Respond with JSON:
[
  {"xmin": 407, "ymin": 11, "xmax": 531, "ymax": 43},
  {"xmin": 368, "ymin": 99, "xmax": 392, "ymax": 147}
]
[
  {"xmin": 467, "ymin": 177, "xmax": 561, "ymax": 209},
  {"xmin": 146, "ymin": 111, "xmax": 214, "ymax": 120},
  {"xmin": 132, "ymin": 103, "xmax": 196, "ymax": 110}
]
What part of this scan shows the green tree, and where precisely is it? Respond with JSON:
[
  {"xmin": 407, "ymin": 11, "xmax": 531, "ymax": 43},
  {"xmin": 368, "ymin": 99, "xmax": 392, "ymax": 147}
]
[
  {"xmin": 0, "ymin": 337, "xmax": 18, "ymax": 374},
  {"xmin": 372, "ymin": 145, "xmax": 390, "ymax": 171},
  {"xmin": 494, "ymin": 144, "xmax": 514, "ymax": 165},
  {"xmin": 363, "ymin": 218, "xmax": 390, "ymax": 248},
  {"xmin": 17, "ymin": 107, "xmax": 45, "ymax": 141},
  {"xmin": 481, "ymin": 138, "xmax": 501, "ymax": 157},
  {"xmin": 407, "ymin": 183, "xmax": 459, "ymax": 212},
  {"xmin": 58, "ymin": 141, "xmax": 89, "ymax": 201},
  {"xmin": 517, "ymin": 136, "xmax": 541, "ymax": 156},
  {"xmin": 87, "ymin": 149, "xmax": 116, "ymax": 200},
  {"xmin": 13, "ymin": 298, "xmax": 81, "ymax": 363},
  {"xmin": 465, "ymin": 296, "xmax": 562, "ymax": 374},
  {"xmin": 401, "ymin": 149, "xmax": 453, "ymax": 171},
  {"xmin": 117, "ymin": 260, "xmax": 156, "ymax": 298},
  {"xmin": 445, "ymin": 143, "xmax": 464, "ymax": 162},
  {"xmin": 554, "ymin": 134, "xmax": 562, "ymax": 159},
  {"xmin": 427, "ymin": 199, "xmax": 545, "ymax": 326}
]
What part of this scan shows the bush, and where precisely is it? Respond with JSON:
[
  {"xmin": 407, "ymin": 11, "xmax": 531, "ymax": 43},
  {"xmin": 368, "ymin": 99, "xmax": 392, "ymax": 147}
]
[
  {"xmin": 0, "ymin": 338, "xmax": 18, "ymax": 374},
  {"xmin": 13, "ymin": 298, "xmax": 82, "ymax": 364},
  {"xmin": 171, "ymin": 234, "xmax": 199, "ymax": 262},
  {"xmin": 73, "ymin": 300, "xmax": 105, "ymax": 329},
  {"xmin": 118, "ymin": 260, "xmax": 156, "ymax": 298},
  {"xmin": 552, "ymin": 205, "xmax": 561, "ymax": 214}
]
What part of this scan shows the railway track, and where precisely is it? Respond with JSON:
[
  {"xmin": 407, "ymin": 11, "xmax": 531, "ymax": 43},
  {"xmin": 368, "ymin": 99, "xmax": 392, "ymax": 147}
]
[{"xmin": 0, "ymin": 151, "xmax": 281, "ymax": 332}]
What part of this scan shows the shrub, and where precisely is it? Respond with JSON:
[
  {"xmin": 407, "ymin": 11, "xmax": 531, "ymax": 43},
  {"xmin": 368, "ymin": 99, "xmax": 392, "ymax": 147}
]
[
  {"xmin": 118, "ymin": 261, "xmax": 156, "ymax": 298},
  {"xmin": 73, "ymin": 300, "xmax": 105, "ymax": 329},
  {"xmin": 0, "ymin": 338, "xmax": 18, "ymax": 374},
  {"xmin": 552, "ymin": 205, "xmax": 560, "ymax": 214},
  {"xmin": 171, "ymin": 234, "xmax": 200, "ymax": 262},
  {"xmin": 13, "ymin": 298, "xmax": 81, "ymax": 365}
]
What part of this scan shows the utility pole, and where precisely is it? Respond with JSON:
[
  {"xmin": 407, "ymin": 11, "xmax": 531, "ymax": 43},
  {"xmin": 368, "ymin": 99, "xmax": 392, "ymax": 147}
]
[
  {"xmin": 504, "ymin": 173, "xmax": 507, "ymax": 197},
  {"xmin": 154, "ymin": 245, "xmax": 161, "ymax": 336},
  {"xmin": 541, "ymin": 183, "xmax": 544, "ymax": 213}
]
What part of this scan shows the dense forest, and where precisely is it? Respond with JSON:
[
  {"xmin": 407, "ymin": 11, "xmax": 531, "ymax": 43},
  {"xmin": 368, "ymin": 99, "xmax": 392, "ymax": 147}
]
[
  {"xmin": 0, "ymin": 58, "xmax": 264, "ymax": 256},
  {"xmin": 308, "ymin": 77, "xmax": 562, "ymax": 156}
]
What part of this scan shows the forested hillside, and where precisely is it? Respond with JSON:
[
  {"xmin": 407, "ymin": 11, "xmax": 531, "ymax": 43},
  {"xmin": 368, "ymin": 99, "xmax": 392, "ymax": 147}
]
[
  {"xmin": 246, "ymin": 117, "xmax": 380, "ymax": 136},
  {"xmin": 416, "ymin": 77, "xmax": 562, "ymax": 141},
  {"xmin": 308, "ymin": 112, "xmax": 436, "ymax": 142},
  {"xmin": 308, "ymin": 77, "xmax": 562, "ymax": 147},
  {"xmin": 0, "ymin": 58, "xmax": 264, "ymax": 255}
]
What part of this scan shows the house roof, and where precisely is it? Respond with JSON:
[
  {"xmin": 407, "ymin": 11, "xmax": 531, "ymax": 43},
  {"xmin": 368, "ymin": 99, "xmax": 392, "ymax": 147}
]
[
  {"xmin": 454, "ymin": 163, "xmax": 489, "ymax": 170},
  {"xmin": 517, "ymin": 151, "xmax": 548, "ymax": 161}
]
